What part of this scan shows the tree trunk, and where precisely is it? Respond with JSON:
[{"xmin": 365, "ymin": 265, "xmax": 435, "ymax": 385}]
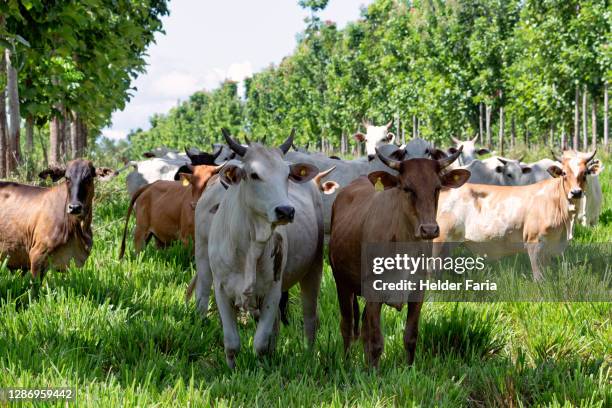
[
  {"xmin": 25, "ymin": 115, "xmax": 34, "ymax": 154},
  {"xmin": 591, "ymin": 96, "xmax": 597, "ymax": 150},
  {"xmin": 574, "ymin": 85, "xmax": 580, "ymax": 149},
  {"xmin": 510, "ymin": 116, "xmax": 516, "ymax": 149},
  {"xmin": 582, "ymin": 86, "xmax": 588, "ymax": 149},
  {"xmin": 412, "ymin": 115, "xmax": 417, "ymax": 139},
  {"xmin": 498, "ymin": 103, "xmax": 504, "ymax": 156},
  {"xmin": 479, "ymin": 102, "xmax": 484, "ymax": 144},
  {"xmin": 49, "ymin": 115, "xmax": 61, "ymax": 166},
  {"xmin": 561, "ymin": 128, "xmax": 566, "ymax": 150},
  {"xmin": 38, "ymin": 125, "xmax": 47, "ymax": 167},
  {"xmin": 604, "ymin": 81, "xmax": 608, "ymax": 150},
  {"xmin": 485, "ymin": 105, "xmax": 492, "ymax": 149},
  {"xmin": 549, "ymin": 123, "xmax": 554, "ymax": 147},
  {"xmin": 80, "ymin": 120, "xmax": 88, "ymax": 153},
  {"xmin": 0, "ymin": 61, "xmax": 6, "ymax": 178},
  {"xmin": 5, "ymin": 48, "xmax": 21, "ymax": 171}
]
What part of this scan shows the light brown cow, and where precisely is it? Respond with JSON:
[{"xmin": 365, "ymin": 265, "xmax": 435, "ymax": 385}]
[
  {"xmin": 435, "ymin": 150, "xmax": 597, "ymax": 280},
  {"xmin": 329, "ymin": 148, "xmax": 468, "ymax": 367},
  {"xmin": 119, "ymin": 164, "xmax": 222, "ymax": 258},
  {"xmin": 0, "ymin": 159, "xmax": 113, "ymax": 281}
]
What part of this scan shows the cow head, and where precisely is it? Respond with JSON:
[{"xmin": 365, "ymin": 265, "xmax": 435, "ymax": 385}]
[
  {"xmin": 178, "ymin": 164, "xmax": 224, "ymax": 209},
  {"xmin": 548, "ymin": 149, "xmax": 597, "ymax": 199},
  {"xmin": 38, "ymin": 159, "xmax": 113, "ymax": 218},
  {"xmin": 354, "ymin": 120, "xmax": 396, "ymax": 160},
  {"xmin": 220, "ymin": 128, "xmax": 318, "ymax": 226},
  {"xmin": 495, "ymin": 156, "xmax": 531, "ymax": 185},
  {"xmin": 448, "ymin": 135, "xmax": 489, "ymax": 165},
  {"xmin": 371, "ymin": 146, "xmax": 470, "ymax": 239}
]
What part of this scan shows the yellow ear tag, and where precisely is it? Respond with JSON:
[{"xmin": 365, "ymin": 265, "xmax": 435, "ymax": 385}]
[
  {"xmin": 46, "ymin": 175, "xmax": 52, "ymax": 182},
  {"xmin": 300, "ymin": 168, "xmax": 307, "ymax": 176},
  {"xmin": 375, "ymin": 178, "xmax": 384, "ymax": 192},
  {"xmin": 182, "ymin": 178, "xmax": 190, "ymax": 187},
  {"xmin": 454, "ymin": 174, "xmax": 460, "ymax": 182}
]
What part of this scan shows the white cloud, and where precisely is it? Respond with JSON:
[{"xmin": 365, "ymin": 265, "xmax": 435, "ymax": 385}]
[
  {"xmin": 102, "ymin": 129, "xmax": 128, "ymax": 141},
  {"xmin": 151, "ymin": 71, "xmax": 201, "ymax": 98}
]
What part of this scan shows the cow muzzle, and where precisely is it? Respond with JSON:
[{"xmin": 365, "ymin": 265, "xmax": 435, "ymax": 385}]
[
  {"xmin": 569, "ymin": 188, "xmax": 583, "ymax": 199},
  {"xmin": 67, "ymin": 203, "xmax": 83, "ymax": 215},
  {"xmin": 418, "ymin": 223, "xmax": 440, "ymax": 240},
  {"xmin": 274, "ymin": 205, "xmax": 295, "ymax": 224}
]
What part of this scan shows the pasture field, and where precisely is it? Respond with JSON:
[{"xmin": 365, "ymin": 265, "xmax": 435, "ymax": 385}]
[{"xmin": 0, "ymin": 153, "xmax": 611, "ymax": 407}]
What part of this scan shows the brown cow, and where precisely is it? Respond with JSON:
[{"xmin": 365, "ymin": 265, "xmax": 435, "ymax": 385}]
[
  {"xmin": 329, "ymin": 148, "xmax": 468, "ymax": 368},
  {"xmin": 119, "ymin": 163, "xmax": 223, "ymax": 258},
  {"xmin": 0, "ymin": 159, "xmax": 113, "ymax": 280}
]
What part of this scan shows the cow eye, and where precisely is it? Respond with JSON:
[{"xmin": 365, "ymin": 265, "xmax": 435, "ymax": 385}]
[
  {"xmin": 250, "ymin": 172, "xmax": 261, "ymax": 181},
  {"xmin": 403, "ymin": 186, "xmax": 415, "ymax": 195},
  {"xmin": 507, "ymin": 174, "xmax": 513, "ymax": 178}
]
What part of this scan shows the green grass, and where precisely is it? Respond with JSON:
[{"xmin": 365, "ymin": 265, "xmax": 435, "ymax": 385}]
[{"xmin": 0, "ymin": 156, "xmax": 611, "ymax": 407}]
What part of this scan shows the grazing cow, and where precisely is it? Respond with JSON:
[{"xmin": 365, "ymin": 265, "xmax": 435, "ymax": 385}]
[
  {"xmin": 448, "ymin": 135, "xmax": 490, "ymax": 166},
  {"xmin": 463, "ymin": 156, "xmax": 531, "ymax": 185},
  {"xmin": 435, "ymin": 150, "xmax": 597, "ymax": 280},
  {"xmin": 0, "ymin": 160, "xmax": 112, "ymax": 280},
  {"xmin": 329, "ymin": 148, "xmax": 469, "ymax": 367},
  {"xmin": 123, "ymin": 148, "xmax": 221, "ymax": 197},
  {"xmin": 353, "ymin": 120, "xmax": 396, "ymax": 159},
  {"xmin": 196, "ymin": 129, "xmax": 337, "ymax": 368},
  {"xmin": 119, "ymin": 163, "xmax": 223, "ymax": 258}
]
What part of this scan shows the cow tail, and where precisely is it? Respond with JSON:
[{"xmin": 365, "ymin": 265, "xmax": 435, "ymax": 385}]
[
  {"xmin": 119, "ymin": 184, "xmax": 149, "ymax": 259},
  {"xmin": 352, "ymin": 293, "xmax": 360, "ymax": 338},
  {"xmin": 185, "ymin": 274, "xmax": 197, "ymax": 302}
]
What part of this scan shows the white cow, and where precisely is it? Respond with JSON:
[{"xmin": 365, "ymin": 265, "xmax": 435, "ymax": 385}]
[
  {"xmin": 194, "ymin": 130, "xmax": 337, "ymax": 368},
  {"xmin": 353, "ymin": 120, "xmax": 396, "ymax": 159},
  {"xmin": 448, "ymin": 135, "xmax": 490, "ymax": 166},
  {"xmin": 463, "ymin": 156, "xmax": 532, "ymax": 186}
]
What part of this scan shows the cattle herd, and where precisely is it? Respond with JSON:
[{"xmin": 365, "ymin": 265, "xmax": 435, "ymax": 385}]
[{"xmin": 0, "ymin": 121, "xmax": 604, "ymax": 369}]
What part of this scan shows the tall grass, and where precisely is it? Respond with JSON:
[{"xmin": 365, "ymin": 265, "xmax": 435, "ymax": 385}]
[{"xmin": 0, "ymin": 153, "xmax": 610, "ymax": 407}]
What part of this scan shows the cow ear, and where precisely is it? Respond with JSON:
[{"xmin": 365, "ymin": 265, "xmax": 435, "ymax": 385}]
[
  {"xmin": 95, "ymin": 167, "xmax": 115, "ymax": 180},
  {"xmin": 521, "ymin": 166, "xmax": 532, "ymax": 174},
  {"xmin": 38, "ymin": 167, "xmax": 66, "ymax": 182},
  {"xmin": 143, "ymin": 151, "xmax": 155, "ymax": 158},
  {"xmin": 179, "ymin": 173, "xmax": 193, "ymax": 186},
  {"xmin": 588, "ymin": 160, "xmax": 603, "ymax": 175},
  {"xmin": 353, "ymin": 132, "xmax": 366, "ymax": 143},
  {"xmin": 367, "ymin": 171, "xmax": 398, "ymax": 190},
  {"xmin": 386, "ymin": 132, "xmax": 396, "ymax": 143},
  {"xmin": 320, "ymin": 181, "xmax": 340, "ymax": 195},
  {"xmin": 289, "ymin": 163, "xmax": 318, "ymax": 183},
  {"xmin": 174, "ymin": 164, "xmax": 193, "ymax": 180},
  {"xmin": 220, "ymin": 165, "xmax": 244, "ymax": 185},
  {"xmin": 440, "ymin": 169, "xmax": 470, "ymax": 189},
  {"xmin": 448, "ymin": 147, "xmax": 458, "ymax": 155},
  {"xmin": 476, "ymin": 148, "xmax": 490, "ymax": 155},
  {"xmin": 547, "ymin": 165, "xmax": 564, "ymax": 178}
]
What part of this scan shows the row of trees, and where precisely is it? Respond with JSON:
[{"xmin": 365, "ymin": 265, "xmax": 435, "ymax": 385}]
[
  {"xmin": 129, "ymin": 0, "xmax": 610, "ymax": 156},
  {"xmin": 0, "ymin": 0, "xmax": 169, "ymax": 178}
]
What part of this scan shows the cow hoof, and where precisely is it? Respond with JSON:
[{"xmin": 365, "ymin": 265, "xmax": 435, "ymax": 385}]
[{"xmin": 226, "ymin": 356, "xmax": 236, "ymax": 370}]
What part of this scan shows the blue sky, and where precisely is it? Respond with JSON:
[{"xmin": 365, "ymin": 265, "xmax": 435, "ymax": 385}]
[{"xmin": 103, "ymin": 0, "xmax": 371, "ymax": 140}]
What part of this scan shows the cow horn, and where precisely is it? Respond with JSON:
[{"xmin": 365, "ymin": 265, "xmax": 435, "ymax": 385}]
[
  {"xmin": 451, "ymin": 135, "xmax": 461, "ymax": 144},
  {"xmin": 212, "ymin": 147, "xmax": 222, "ymax": 160},
  {"xmin": 438, "ymin": 145, "xmax": 463, "ymax": 170},
  {"xmin": 222, "ymin": 128, "xmax": 247, "ymax": 157},
  {"xmin": 471, "ymin": 134, "xmax": 479, "ymax": 143},
  {"xmin": 385, "ymin": 120, "xmax": 393, "ymax": 129},
  {"xmin": 375, "ymin": 147, "xmax": 401, "ymax": 171},
  {"xmin": 278, "ymin": 128, "xmax": 295, "ymax": 155},
  {"xmin": 516, "ymin": 154, "xmax": 525, "ymax": 163},
  {"xmin": 291, "ymin": 142, "xmax": 298, "ymax": 151},
  {"xmin": 584, "ymin": 149, "xmax": 597, "ymax": 164},
  {"xmin": 550, "ymin": 149, "xmax": 562, "ymax": 163},
  {"xmin": 362, "ymin": 118, "xmax": 370, "ymax": 128},
  {"xmin": 313, "ymin": 166, "xmax": 336, "ymax": 186},
  {"xmin": 497, "ymin": 157, "xmax": 508, "ymax": 165},
  {"xmin": 244, "ymin": 135, "xmax": 253, "ymax": 146}
]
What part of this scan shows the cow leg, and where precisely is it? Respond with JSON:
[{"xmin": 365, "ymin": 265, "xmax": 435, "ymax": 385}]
[
  {"xmin": 362, "ymin": 302, "xmax": 384, "ymax": 368},
  {"xmin": 133, "ymin": 223, "xmax": 149, "ymax": 254},
  {"xmin": 336, "ymin": 284, "xmax": 355, "ymax": 354},
  {"xmin": 214, "ymin": 284, "xmax": 240, "ymax": 369},
  {"xmin": 29, "ymin": 245, "xmax": 48, "ymax": 281},
  {"xmin": 253, "ymin": 282, "xmax": 282, "ymax": 357},
  {"xmin": 194, "ymin": 243, "xmax": 213, "ymax": 318},
  {"xmin": 300, "ymin": 266, "xmax": 322, "ymax": 346},
  {"xmin": 352, "ymin": 293, "xmax": 360, "ymax": 340},
  {"xmin": 526, "ymin": 241, "xmax": 545, "ymax": 281},
  {"xmin": 404, "ymin": 300, "xmax": 423, "ymax": 366}
]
